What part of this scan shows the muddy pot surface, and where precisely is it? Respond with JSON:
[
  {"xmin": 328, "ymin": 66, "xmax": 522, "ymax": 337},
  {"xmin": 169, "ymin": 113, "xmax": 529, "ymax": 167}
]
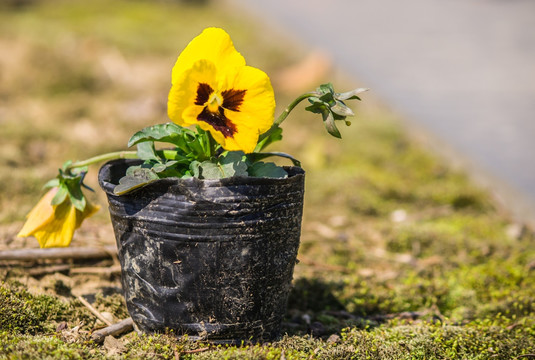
[{"xmin": 98, "ymin": 159, "xmax": 305, "ymax": 342}]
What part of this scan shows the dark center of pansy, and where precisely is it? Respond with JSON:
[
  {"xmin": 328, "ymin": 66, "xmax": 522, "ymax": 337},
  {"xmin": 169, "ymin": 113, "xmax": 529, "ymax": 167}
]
[
  {"xmin": 195, "ymin": 83, "xmax": 213, "ymax": 106},
  {"xmin": 222, "ymin": 89, "xmax": 246, "ymax": 111},
  {"xmin": 195, "ymin": 83, "xmax": 246, "ymax": 138}
]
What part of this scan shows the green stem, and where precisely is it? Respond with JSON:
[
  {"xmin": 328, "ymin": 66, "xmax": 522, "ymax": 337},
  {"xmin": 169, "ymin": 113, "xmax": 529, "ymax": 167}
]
[
  {"xmin": 206, "ymin": 131, "xmax": 216, "ymax": 158},
  {"xmin": 258, "ymin": 92, "xmax": 316, "ymax": 144},
  {"xmin": 276, "ymin": 92, "xmax": 316, "ymax": 127},
  {"xmin": 67, "ymin": 151, "xmax": 138, "ymax": 169},
  {"xmin": 158, "ymin": 149, "xmax": 180, "ymax": 160}
]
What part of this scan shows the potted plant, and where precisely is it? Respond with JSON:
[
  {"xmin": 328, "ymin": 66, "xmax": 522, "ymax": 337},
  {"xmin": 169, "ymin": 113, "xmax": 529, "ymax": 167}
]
[{"xmin": 17, "ymin": 27, "xmax": 366, "ymax": 342}]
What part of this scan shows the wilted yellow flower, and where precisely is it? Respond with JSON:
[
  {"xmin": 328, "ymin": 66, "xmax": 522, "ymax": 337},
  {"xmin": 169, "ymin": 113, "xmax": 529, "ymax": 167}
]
[
  {"xmin": 17, "ymin": 187, "xmax": 99, "ymax": 248},
  {"xmin": 168, "ymin": 27, "xmax": 275, "ymax": 153}
]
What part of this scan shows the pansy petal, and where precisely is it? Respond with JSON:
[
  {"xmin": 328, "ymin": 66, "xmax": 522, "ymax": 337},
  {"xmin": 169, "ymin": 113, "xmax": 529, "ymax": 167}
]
[
  {"xmin": 182, "ymin": 104, "xmax": 207, "ymax": 126},
  {"xmin": 18, "ymin": 186, "xmax": 100, "ymax": 248},
  {"xmin": 168, "ymin": 59, "xmax": 218, "ymax": 126},
  {"xmin": 231, "ymin": 65, "xmax": 276, "ymax": 135},
  {"xmin": 167, "ymin": 28, "xmax": 275, "ymax": 153},
  {"xmin": 75, "ymin": 200, "xmax": 100, "ymax": 229},
  {"xmin": 17, "ymin": 188, "xmax": 58, "ymax": 237},
  {"xmin": 220, "ymin": 110, "xmax": 263, "ymax": 153},
  {"xmin": 33, "ymin": 198, "xmax": 99, "ymax": 248},
  {"xmin": 171, "ymin": 28, "xmax": 245, "ymax": 85},
  {"xmin": 217, "ymin": 66, "xmax": 275, "ymax": 152},
  {"xmin": 33, "ymin": 201, "xmax": 77, "ymax": 248}
]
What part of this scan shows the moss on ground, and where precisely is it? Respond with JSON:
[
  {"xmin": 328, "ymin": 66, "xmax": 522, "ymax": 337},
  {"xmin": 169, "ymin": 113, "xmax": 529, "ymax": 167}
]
[
  {"xmin": 0, "ymin": 282, "xmax": 70, "ymax": 334},
  {"xmin": 1, "ymin": 0, "xmax": 534, "ymax": 358}
]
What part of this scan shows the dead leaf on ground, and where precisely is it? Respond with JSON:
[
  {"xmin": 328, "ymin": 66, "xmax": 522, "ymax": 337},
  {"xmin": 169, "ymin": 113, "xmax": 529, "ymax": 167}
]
[{"xmin": 103, "ymin": 335, "xmax": 126, "ymax": 356}]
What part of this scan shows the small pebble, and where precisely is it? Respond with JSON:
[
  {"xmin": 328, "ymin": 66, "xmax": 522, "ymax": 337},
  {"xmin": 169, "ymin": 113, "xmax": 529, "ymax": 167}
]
[
  {"xmin": 327, "ymin": 334, "xmax": 340, "ymax": 343},
  {"xmin": 100, "ymin": 311, "xmax": 115, "ymax": 324},
  {"xmin": 506, "ymin": 223, "xmax": 523, "ymax": 240},
  {"xmin": 56, "ymin": 322, "xmax": 68, "ymax": 332},
  {"xmin": 390, "ymin": 209, "xmax": 407, "ymax": 223}
]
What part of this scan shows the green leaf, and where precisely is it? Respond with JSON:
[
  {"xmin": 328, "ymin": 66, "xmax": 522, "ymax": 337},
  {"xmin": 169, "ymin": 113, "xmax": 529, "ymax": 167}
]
[
  {"xmin": 318, "ymin": 92, "xmax": 336, "ymax": 106},
  {"xmin": 190, "ymin": 161, "xmax": 202, "ymax": 178},
  {"xmin": 331, "ymin": 100, "xmax": 354, "ymax": 117},
  {"xmin": 194, "ymin": 126, "xmax": 215, "ymax": 157},
  {"xmin": 125, "ymin": 165, "xmax": 141, "ymax": 177},
  {"xmin": 150, "ymin": 160, "xmax": 182, "ymax": 176},
  {"xmin": 43, "ymin": 178, "xmax": 60, "ymax": 190},
  {"xmin": 304, "ymin": 84, "xmax": 367, "ymax": 138},
  {"xmin": 51, "ymin": 185, "xmax": 69, "ymax": 206},
  {"xmin": 136, "ymin": 141, "xmax": 158, "ymax": 161},
  {"xmin": 197, "ymin": 161, "xmax": 223, "ymax": 179},
  {"xmin": 332, "ymin": 112, "xmax": 347, "ymax": 121},
  {"xmin": 255, "ymin": 127, "xmax": 283, "ymax": 152},
  {"xmin": 220, "ymin": 151, "xmax": 245, "ymax": 164},
  {"xmin": 318, "ymin": 83, "xmax": 335, "ymax": 95},
  {"xmin": 194, "ymin": 152, "xmax": 248, "ymax": 179},
  {"xmin": 248, "ymin": 162, "xmax": 288, "ymax": 178},
  {"xmin": 163, "ymin": 160, "xmax": 178, "ymax": 168},
  {"xmin": 183, "ymin": 132, "xmax": 208, "ymax": 158},
  {"xmin": 222, "ymin": 161, "xmax": 248, "ymax": 178},
  {"xmin": 305, "ymin": 102, "xmax": 327, "ymax": 114},
  {"xmin": 248, "ymin": 152, "xmax": 301, "ymax": 167},
  {"xmin": 155, "ymin": 150, "xmax": 190, "ymax": 163},
  {"xmin": 152, "ymin": 163, "xmax": 167, "ymax": 173},
  {"xmin": 336, "ymin": 87, "xmax": 368, "ymax": 101},
  {"xmin": 114, "ymin": 167, "xmax": 160, "ymax": 195},
  {"xmin": 181, "ymin": 171, "xmax": 193, "ymax": 179},
  {"xmin": 127, "ymin": 123, "xmax": 188, "ymax": 148},
  {"xmin": 156, "ymin": 167, "xmax": 183, "ymax": 178},
  {"xmin": 323, "ymin": 110, "xmax": 341, "ymax": 138},
  {"xmin": 219, "ymin": 151, "xmax": 248, "ymax": 177},
  {"xmin": 128, "ymin": 123, "xmax": 213, "ymax": 160},
  {"xmin": 64, "ymin": 178, "xmax": 86, "ymax": 211}
]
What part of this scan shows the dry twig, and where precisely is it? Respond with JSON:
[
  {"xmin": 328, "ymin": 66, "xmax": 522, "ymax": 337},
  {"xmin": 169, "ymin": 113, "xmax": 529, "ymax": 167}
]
[
  {"xmin": 27, "ymin": 264, "xmax": 71, "ymax": 276},
  {"xmin": 91, "ymin": 318, "xmax": 134, "ymax": 344},
  {"xmin": 77, "ymin": 295, "xmax": 113, "ymax": 327},
  {"xmin": 0, "ymin": 246, "xmax": 116, "ymax": 262},
  {"xmin": 70, "ymin": 265, "xmax": 122, "ymax": 276}
]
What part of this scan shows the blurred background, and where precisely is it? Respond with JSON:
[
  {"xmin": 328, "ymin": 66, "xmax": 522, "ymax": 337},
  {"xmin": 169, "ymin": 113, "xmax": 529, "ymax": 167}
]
[
  {"xmin": 0, "ymin": 0, "xmax": 532, "ymax": 254},
  {"xmin": 1, "ymin": 0, "xmax": 533, "ymax": 254},
  {"xmin": 233, "ymin": 0, "xmax": 535, "ymax": 228}
]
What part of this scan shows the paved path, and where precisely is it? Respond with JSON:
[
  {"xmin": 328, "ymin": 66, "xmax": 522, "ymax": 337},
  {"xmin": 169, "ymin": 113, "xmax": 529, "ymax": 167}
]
[{"xmin": 234, "ymin": 0, "xmax": 535, "ymax": 225}]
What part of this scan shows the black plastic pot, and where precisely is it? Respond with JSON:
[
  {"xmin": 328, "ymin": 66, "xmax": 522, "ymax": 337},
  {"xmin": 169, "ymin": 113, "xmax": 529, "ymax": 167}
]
[{"xmin": 98, "ymin": 159, "xmax": 305, "ymax": 342}]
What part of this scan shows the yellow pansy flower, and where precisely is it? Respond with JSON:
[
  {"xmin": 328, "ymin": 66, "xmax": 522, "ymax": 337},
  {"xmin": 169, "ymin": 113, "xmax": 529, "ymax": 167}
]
[
  {"xmin": 17, "ymin": 187, "xmax": 99, "ymax": 248},
  {"xmin": 168, "ymin": 27, "xmax": 275, "ymax": 153}
]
